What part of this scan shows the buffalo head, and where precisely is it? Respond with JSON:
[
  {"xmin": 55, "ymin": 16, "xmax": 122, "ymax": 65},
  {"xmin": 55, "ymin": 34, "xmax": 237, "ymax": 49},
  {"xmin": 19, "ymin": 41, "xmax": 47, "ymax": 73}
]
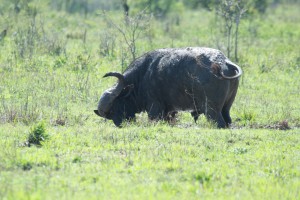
[{"xmin": 94, "ymin": 72, "xmax": 135, "ymax": 127}]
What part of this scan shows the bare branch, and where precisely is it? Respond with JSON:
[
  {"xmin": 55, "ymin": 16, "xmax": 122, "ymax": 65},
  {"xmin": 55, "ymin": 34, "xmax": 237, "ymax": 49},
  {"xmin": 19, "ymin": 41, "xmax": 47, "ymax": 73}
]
[{"xmin": 102, "ymin": 9, "xmax": 152, "ymax": 63}]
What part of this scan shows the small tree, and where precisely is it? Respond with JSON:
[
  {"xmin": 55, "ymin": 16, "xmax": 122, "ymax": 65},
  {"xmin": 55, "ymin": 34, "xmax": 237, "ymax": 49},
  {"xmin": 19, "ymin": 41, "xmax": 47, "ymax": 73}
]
[
  {"xmin": 217, "ymin": 0, "xmax": 246, "ymax": 61},
  {"xmin": 122, "ymin": 0, "xmax": 130, "ymax": 17},
  {"xmin": 102, "ymin": 8, "xmax": 152, "ymax": 67},
  {"xmin": 233, "ymin": 1, "xmax": 247, "ymax": 62}
]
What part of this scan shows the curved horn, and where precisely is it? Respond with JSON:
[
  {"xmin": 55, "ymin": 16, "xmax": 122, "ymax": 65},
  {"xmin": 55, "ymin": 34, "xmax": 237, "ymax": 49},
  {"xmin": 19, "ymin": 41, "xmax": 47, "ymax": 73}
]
[
  {"xmin": 103, "ymin": 72, "xmax": 125, "ymax": 97},
  {"xmin": 97, "ymin": 72, "xmax": 125, "ymax": 117},
  {"xmin": 103, "ymin": 72, "xmax": 125, "ymax": 82},
  {"xmin": 221, "ymin": 60, "xmax": 243, "ymax": 80}
]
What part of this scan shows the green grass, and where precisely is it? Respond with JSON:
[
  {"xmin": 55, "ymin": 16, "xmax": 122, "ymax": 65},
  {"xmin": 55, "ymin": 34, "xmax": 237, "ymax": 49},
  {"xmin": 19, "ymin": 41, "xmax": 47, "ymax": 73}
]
[
  {"xmin": 0, "ymin": 124, "xmax": 299, "ymax": 199},
  {"xmin": 1, "ymin": 123, "xmax": 299, "ymax": 199},
  {"xmin": 0, "ymin": 1, "xmax": 300, "ymax": 199}
]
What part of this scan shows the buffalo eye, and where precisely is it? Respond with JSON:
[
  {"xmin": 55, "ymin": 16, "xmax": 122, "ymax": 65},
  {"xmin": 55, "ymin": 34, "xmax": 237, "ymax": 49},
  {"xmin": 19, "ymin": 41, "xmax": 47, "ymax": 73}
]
[{"xmin": 119, "ymin": 84, "xmax": 134, "ymax": 98}]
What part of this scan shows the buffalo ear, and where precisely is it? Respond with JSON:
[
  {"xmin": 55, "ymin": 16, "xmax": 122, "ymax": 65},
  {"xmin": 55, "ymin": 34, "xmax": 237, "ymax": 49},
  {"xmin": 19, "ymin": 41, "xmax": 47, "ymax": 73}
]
[{"xmin": 94, "ymin": 110, "xmax": 101, "ymax": 116}]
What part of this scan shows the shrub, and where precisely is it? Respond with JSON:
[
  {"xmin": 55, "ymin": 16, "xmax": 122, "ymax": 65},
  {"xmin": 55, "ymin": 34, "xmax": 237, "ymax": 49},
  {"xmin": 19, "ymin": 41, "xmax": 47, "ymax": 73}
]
[{"xmin": 27, "ymin": 121, "xmax": 49, "ymax": 146}]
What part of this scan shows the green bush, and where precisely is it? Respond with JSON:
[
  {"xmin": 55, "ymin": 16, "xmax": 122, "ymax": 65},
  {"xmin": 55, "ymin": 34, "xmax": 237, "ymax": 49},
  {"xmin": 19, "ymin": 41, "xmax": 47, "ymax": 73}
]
[{"xmin": 27, "ymin": 121, "xmax": 48, "ymax": 146}]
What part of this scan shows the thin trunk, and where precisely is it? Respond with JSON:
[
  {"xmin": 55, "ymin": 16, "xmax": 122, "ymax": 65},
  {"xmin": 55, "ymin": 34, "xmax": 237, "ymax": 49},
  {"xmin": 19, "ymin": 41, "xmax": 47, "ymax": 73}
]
[
  {"xmin": 227, "ymin": 26, "xmax": 232, "ymax": 58},
  {"xmin": 235, "ymin": 23, "xmax": 239, "ymax": 62}
]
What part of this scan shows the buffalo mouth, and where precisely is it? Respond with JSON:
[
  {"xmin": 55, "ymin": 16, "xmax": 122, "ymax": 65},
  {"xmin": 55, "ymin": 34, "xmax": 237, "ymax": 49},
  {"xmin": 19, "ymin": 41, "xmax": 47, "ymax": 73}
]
[
  {"xmin": 94, "ymin": 109, "xmax": 122, "ymax": 127},
  {"xmin": 94, "ymin": 109, "xmax": 107, "ymax": 117},
  {"xmin": 94, "ymin": 109, "xmax": 114, "ymax": 120},
  {"xmin": 112, "ymin": 116, "xmax": 123, "ymax": 127},
  {"xmin": 94, "ymin": 110, "xmax": 101, "ymax": 116}
]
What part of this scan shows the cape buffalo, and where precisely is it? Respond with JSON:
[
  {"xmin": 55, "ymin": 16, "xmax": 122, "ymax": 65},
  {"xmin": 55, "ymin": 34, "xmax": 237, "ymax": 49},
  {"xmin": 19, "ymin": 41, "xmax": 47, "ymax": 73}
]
[{"xmin": 94, "ymin": 47, "xmax": 242, "ymax": 128}]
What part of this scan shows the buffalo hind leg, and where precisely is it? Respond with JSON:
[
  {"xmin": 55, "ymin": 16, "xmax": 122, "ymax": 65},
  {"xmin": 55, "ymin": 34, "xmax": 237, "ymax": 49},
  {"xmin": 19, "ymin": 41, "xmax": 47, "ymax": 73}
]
[
  {"xmin": 221, "ymin": 107, "xmax": 232, "ymax": 127},
  {"xmin": 206, "ymin": 108, "xmax": 226, "ymax": 128},
  {"xmin": 222, "ymin": 85, "xmax": 238, "ymax": 127}
]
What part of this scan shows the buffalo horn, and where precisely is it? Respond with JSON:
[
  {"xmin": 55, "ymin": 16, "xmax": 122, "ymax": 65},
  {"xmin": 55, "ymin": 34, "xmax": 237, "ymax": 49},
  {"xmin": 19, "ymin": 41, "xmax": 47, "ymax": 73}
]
[
  {"xmin": 97, "ymin": 72, "xmax": 125, "ymax": 117},
  {"xmin": 221, "ymin": 60, "xmax": 243, "ymax": 80}
]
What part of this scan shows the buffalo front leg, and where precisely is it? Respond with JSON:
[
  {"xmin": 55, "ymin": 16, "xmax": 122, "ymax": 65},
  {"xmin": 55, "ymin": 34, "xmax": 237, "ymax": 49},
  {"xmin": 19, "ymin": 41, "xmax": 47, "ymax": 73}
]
[
  {"xmin": 147, "ymin": 102, "xmax": 166, "ymax": 121},
  {"xmin": 191, "ymin": 110, "xmax": 201, "ymax": 123}
]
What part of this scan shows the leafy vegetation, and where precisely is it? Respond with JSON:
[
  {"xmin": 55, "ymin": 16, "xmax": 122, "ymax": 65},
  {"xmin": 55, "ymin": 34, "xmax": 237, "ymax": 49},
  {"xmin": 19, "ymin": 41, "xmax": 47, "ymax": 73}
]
[{"xmin": 0, "ymin": 0, "xmax": 299, "ymax": 199}]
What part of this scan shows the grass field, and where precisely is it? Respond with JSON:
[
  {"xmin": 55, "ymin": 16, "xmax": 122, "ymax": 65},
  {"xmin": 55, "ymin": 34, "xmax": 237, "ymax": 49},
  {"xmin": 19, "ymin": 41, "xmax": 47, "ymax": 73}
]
[{"xmin": 0, "ymin": 1, "xmax": 299, "ymax": 199}]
